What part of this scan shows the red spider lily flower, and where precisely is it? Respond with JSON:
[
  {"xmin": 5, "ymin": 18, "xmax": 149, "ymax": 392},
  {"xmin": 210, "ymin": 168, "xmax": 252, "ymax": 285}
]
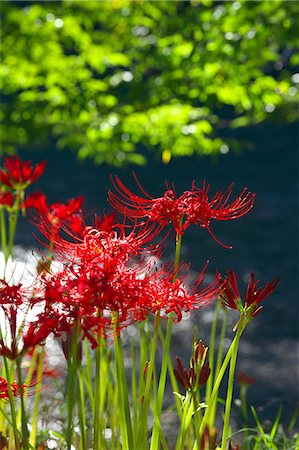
[
  {"xmin": 0, "ymin": 280, "xmax": 58, "ymax": 359},
  {"xmin": 0, "ymin": 156, "xmax": 46, "ymax": 189},
  {"xmin": 0, "ymin": 191, "xmax": 14, "ymax": 207},
  {"xmin": 0, "ymin": 376, "xmax": 36, "ymax": 400},
  {"xmin": 94, "ymin": 212, "xmax": 118, "ymax": 234},
  {"xmin": 0, "ymin": 279, "xmax": 24, "ymax": 306},
  {"xmin": 39, "ymin": 217, "xmax": 161, "ymax": 268},
  {"xmin": 236, "ymin": 371, "xmax": 255, "ymax": 387},
  {"xmin": 24, "ymin": 191, "xmax": 84, "ymax": 242},
  {"xmin": 24, "ymin": 191, "xmax": 84, "ymax": 222},
  {"xmin": 174, "ymin": 341, "xmax": 210, "ymax": 392},
  {"xmin": 0, "ymin": 310, "xmax": 57, "ymax": 360},
  {"xmin": 220, "ymin": 269, "xmax": 279, "ymax": 318},
  {"xmin": 150, "ymin": 263, "xmax": 220, "ymax": 322},
  {"xmin": 0, "ymin": 377, "xmax": 22, "ymax": 400},
  {"xmin": 22, "ymin": 191, "xmax": 48, "ymax": 214},
  {"xmin": 109, "ymin": 176, "xmax": 255, "ymax": 248}
]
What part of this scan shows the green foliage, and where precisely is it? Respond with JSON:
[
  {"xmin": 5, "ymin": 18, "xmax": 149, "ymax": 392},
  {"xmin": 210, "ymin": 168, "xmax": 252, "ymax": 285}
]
[{"xmin": 0, "ymin": 0, "xmax": 298, "ymax": 165}]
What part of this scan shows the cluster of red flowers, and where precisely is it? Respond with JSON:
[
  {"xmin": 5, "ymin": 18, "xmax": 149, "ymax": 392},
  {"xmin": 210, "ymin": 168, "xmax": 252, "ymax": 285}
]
[
  {"xmin": 34, "ymin": 220, "xmax": 220, "ymax": 347},
  {"xmin": 0, "ymin": 156, "xmax": 279, "ymax": 356}
]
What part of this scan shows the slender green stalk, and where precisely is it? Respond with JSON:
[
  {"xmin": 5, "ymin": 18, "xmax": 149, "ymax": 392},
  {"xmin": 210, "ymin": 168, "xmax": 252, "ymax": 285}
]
[
  {"xmin": 240, "ymin": 385, "xmax": 249, "ymax": 427},
  {"xmin": 214, "ymin": 307, "xmax": 228, "ymax": 381},
  {"xmin": 150, "ymin": 232, "xmax": 182, "ymax": 450},
  {"xmin": 18, "ymin": 346, "xmax": 39, "ymax": 418},
  {"xmin": 0, "ymin": 208, "xmax": 8, "ymax": 264},
  {"xmin": 29, "ymin": 347, "xmax": 45, "ymax": 448},
  {"xmin": 130, "ymin": 338, "xmax": 138, "ymax": 435},
  {"xmin": 93, "ymin": 343, "xmax": 102, "ymax": 450},
  {"xmin": 136, "ymin": 315, "xmax": 160, "ymax": 449},
  {"xmin": 7, "ymin": 200, "xmax": 20, "ymax": 259},
  {"xmin": 93, "ymin": 338, "xmax": 109, "ymax": 449},
  {"xmin": 173, "ymin": 231, "xmax": 183, "ymax": 278},
  {"xmin": 113, "ymin": 325, "xmax": 133, "ymax": 450},
  {"xmin": 192, "ymin": 392, "xmax": 201, "ymax": 450},
  {"xmin": 2, "ymin": 356, "xmax": 20, "ymax": 450},
  {"xmin": 197, "ymin": 323, "xmax": 245, "ymax": 445},
  {"xmin": 208, "ymin": 306, "xmax": 227, "ymax": 433},
  {"xmin": 66, "ymin": 325, "xmax": 80, "ymax": 450},
  {"xmin": 78, "ymin": 369, "xmax": 87, "ymax": 450},
  {"xmin": 159, "ymin": 327, "xmax": 182, "ymax": 420},
  {"xmin": 150, "ymin": 312, "xmax": 173, "ymax": 450},
  {"xmin": 205, "ymin": 300, "xmax": 220, "ymax": 404},
  {"xmin": 82, "ymin": 340, "xmax": 94, "ymax": 407},
  {"xmin": 176, "ymin": 393, "xmax": 193, "ymax": 450},
  {"xmin": 220, "ymin": 323, "xmax": 243, "ymax": 450},
  {"xmin": 16, "ymin": 357, "xmax": 29, "ymax": 450}
]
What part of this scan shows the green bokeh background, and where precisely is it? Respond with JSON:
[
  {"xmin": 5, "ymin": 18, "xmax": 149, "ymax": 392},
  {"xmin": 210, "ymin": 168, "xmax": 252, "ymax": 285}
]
[{"xmin": 1, "ymin": 0, "xmax": 298, "ymax": 165}]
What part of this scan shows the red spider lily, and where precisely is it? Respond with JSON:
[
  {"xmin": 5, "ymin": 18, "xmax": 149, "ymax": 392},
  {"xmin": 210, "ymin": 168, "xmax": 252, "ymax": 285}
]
[
  {"xmin": 0, "ymin": 279, "xmax": 24, "ymax": 306},
  {"xmin": 0, "ymin": 309, "xmax": 58, "ymax": 360},
  {"xmin": 0, "ymin": 191, "xmax": 14, "ymax": 207},
  {"xmin": 24, "ymin": 191, "xmax": 84, "ymax": 242},
  {"xmin": 174, "ymin": 341, "xmax": 210, "ymax": 392},
  {"xmin": 0, "ymin": 376, "xmax": 36, "ymax": 400},
  {"xmin": 37, "ymin": 216, "xmax": 162, "ymax": 267},
  {"xmin": 0, "ymin": 156, "xmax": 46, "ymax": 189},
  {"xmin": 220, "ymin": 269, "xmax": 279, "ymax": 318},
  {"xmin": 0, "ymin": 280, "xmax": 58, "ymax": 359},
  {"xmin": 37, "ymin": 253, "xmax": 219, "ymax": 346},
  {"xmin": 38, "ymin": 257, "xmax": 159, "ymax": 345},
  {"xmin": 109, "ymin": 176, "xmax": 255, "ymax": 248},
  {"xmin": 0, "ymin": 377, "xmax": 22, "ymax": 400},
  {"xmin": 236, "ymin": 371, "xmax": 254, "ymax": 387},
  {"xmin": 149, "ymin": 263, "xmax": 220, "ymax": 322},
  {"xmin": 94, "ymin": 212, "xmax": 118, "ymax": 233},
  {"xmin": 24, "ymin": 191, "xmax": 84, "ymax": 222}
]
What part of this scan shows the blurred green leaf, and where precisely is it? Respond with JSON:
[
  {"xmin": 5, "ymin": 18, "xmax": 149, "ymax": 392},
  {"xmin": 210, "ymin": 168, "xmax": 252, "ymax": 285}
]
[{"xmin": 0, "ymin": 0, "xmax": 298, "ymax": 165}]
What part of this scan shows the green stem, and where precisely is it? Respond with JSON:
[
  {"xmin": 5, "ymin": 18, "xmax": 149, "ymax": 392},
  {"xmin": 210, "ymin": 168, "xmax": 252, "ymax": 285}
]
[
  {"xmin": 221, "ymin": 320, "xmax": 245, "ymax": 450},
  {"xmin": 93, "ymin": 340, "xmax": 106, "ymax": 450},
  {"xmin": 197, "ymin": 325, "xmax": 245, "ymax": 444},
  {"xmin": 176, "ymin": 393, "xmax": 193, "ymax": 450},
  {"xmin": 208, "ymin": 306, "xmax": 227, "ymax": 433},
  {"xmin": 93, "ymin": 343, "xmax": 101, "ymax": 449},
  {"xmin": 150, "ymin": 315, "xmax": 173, "ymax": 450},
  {"xmin": 3, "ymin": 357, "xmax": 20, "ymax": 450},
  {"xmin": 66, "ymin": 324, "xmax": 80, "ymax": 450},
  {"xmin": 205, "ymin": 300, "xmax": 220, "ymax": 404},
  {"xmin": 130, "ymin": 338, "xmax": 138, "ymax": 435},
  {"xmin": 192, "ymin": 392, "xmax": 201, "ymax": 450},
  {"xmin": 7, "ymin": 199, "xmax": 20, "ymax": 259},
  {"xmin": 240, "ymin": 386, "xmax": 248, "ymax": 427},
  {"xmin": 174, "ymin": 231, "xmax": 182, "ymax": 278},
  {"xmin": 150, "ymin": 232, "xmax": 183, "ymax": 450},
  {"xmin": 159, "ymin": 327, "xmax": 182, "ymax": 420},
  {"xmin": 113, "ymin": 325, "xmax": 133, "ymax": 450},
  {"xmin": 136, "ymin": 315, "xmax": 160, "ymax": 449},
  {"xmin": 78, "ymin": 368, "xmax": 87, "ymax": 450},
  {"xmin": 29, "ymin": 347, "xmax": 45, "ymax": 448},
  {"xmin": 0, "ymin": 208, "xmax": 8, "ymax": 264},
  {"xmin": 16, "ymin": 357, "xmax": 29, "ymax": 450}
]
